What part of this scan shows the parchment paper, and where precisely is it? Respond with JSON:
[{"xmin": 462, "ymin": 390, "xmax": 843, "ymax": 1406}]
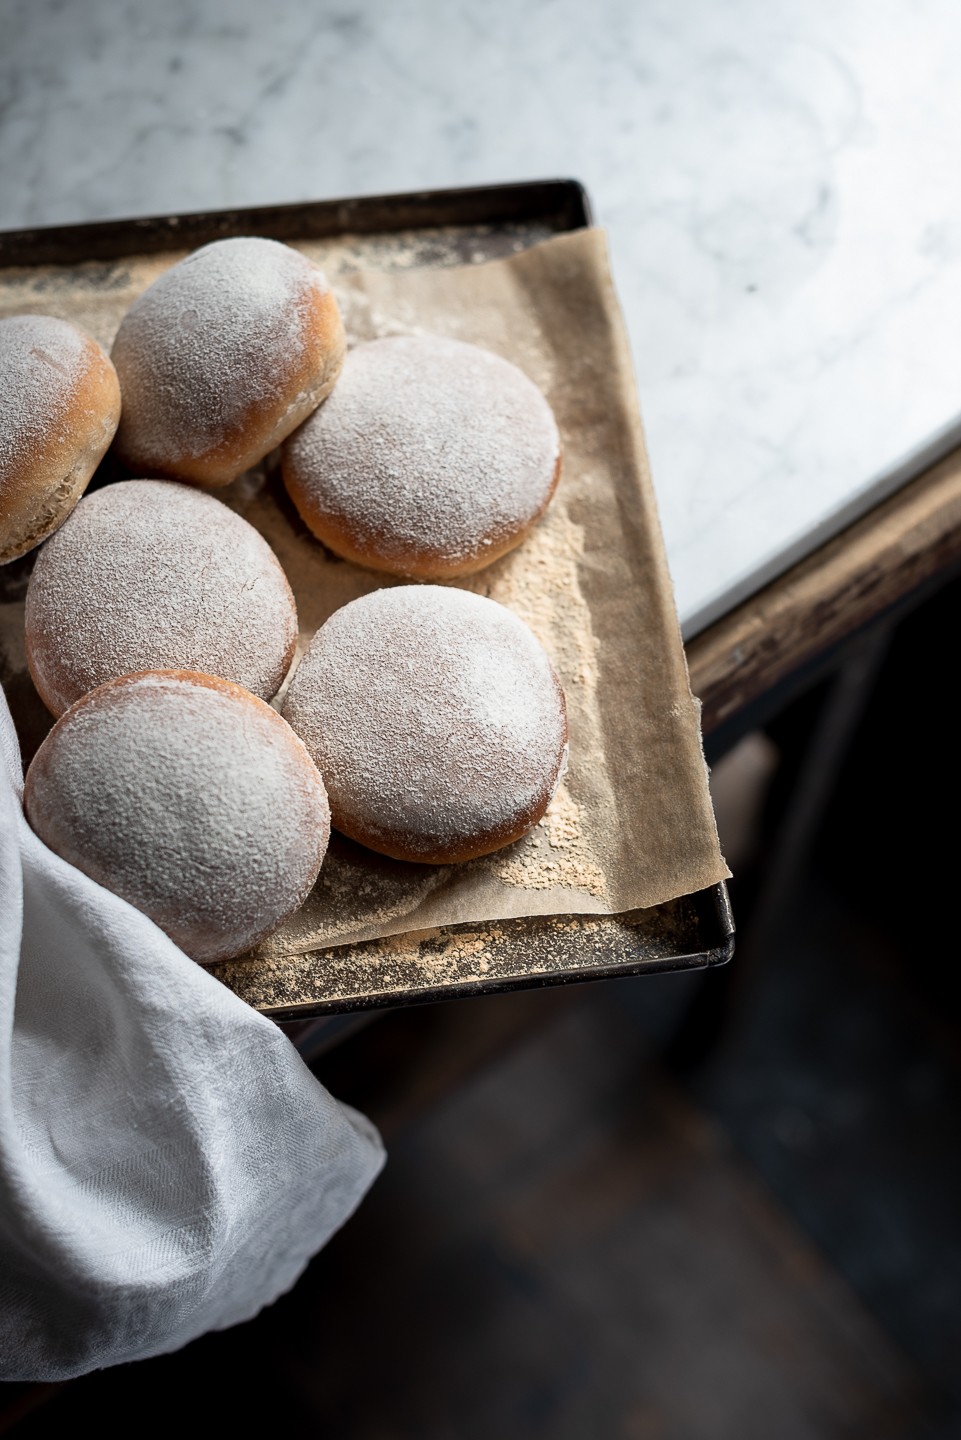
[{"xmin": 0, "ymin": 227, "xmax": 729, "ymax": 958}]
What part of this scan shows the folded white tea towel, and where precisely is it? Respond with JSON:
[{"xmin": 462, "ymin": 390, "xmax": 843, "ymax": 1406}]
[{"xmin": 0, "ymin": 690, "xmax": 384, "ymax": 1381}]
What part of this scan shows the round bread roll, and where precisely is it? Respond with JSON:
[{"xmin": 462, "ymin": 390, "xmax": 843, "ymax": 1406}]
[
  {"xmin": 25, "ymin": 478, "xmax": 298, "ymax": 717},
  {"xmin": 24, "ymin": 670, "xmax": 330, "ymax": 963},
  {"xmin": 111, "ymin": 236, "xmax": 346, "ymax": 486},
  {"xmin": 0, "ymin": 314, "xmax": 121, "ymax": 565},
  {"xmin": 281, "ymin": 335, "xmax": 561, "ymax": 579},
  {"xmin": 281, "ymin": 586, "xmax": 569, "ymax": 864}
]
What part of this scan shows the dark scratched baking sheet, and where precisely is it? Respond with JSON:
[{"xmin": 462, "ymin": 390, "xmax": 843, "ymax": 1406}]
[{"xmin": 0, "ymin": 181, "xmax": 734, "ymax": 1019}]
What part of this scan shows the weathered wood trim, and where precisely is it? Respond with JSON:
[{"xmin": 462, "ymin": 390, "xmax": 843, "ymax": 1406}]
[{"xmin": 688, "ymin": 449, "xmax": 961, "ymax": 734}]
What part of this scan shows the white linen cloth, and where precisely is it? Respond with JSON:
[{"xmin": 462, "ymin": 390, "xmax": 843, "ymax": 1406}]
[{"xmin": 0, "ymin": 690, "xmax": 384, "ymax": 1381}]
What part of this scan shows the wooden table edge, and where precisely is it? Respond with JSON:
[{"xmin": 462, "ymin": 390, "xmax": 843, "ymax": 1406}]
[{"xmin": 687, "ymin": 446, "xmax": 961, "ymax": 737}]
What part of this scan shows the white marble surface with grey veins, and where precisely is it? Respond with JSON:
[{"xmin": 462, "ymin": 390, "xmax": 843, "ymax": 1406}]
[{"xmin": 3, "ymin": 0, "xmax": 961, "ymax": 634}]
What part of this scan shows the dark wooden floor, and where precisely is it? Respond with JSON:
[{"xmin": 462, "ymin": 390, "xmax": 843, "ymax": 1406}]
[{"xmin": 0, "ymin": 981, "xmax": 942, "ymax": 1439}]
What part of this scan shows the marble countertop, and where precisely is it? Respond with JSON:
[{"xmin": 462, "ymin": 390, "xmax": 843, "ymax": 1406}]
[{"xmin": 3, "ymin": 0, "xmax": 961, "ymax": 636}]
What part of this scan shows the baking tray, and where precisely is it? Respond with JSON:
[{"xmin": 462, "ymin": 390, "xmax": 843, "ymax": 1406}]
[{"xmin": 0, "ymin": 180, "xmax": 734, "ymax": 1019}]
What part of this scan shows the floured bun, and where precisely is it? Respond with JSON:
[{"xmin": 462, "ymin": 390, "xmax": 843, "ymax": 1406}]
[
  {"xmin": 0, "ymin": 314, "xmax": 121, "ymax": 565},
  {"xmin": 24, "ymin": 670, "xmax": 331, "ymax": 963},
  {"xmin": 281, "ymin": 586, "xmax": 569, "ymax": 864},
  {"xmin": 25, "ymin": 478, "xmax": 298, "ymax": 717},
  {"xmin": 281, "ymin": 335, "xmax": 561, "ymax": 579},
  {"xmin": 111, "ymin": 236, "xmax": 346, "ymax": 486}
]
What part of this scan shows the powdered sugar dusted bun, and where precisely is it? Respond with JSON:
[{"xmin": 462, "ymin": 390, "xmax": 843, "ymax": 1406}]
[
  {"xmin": 0, "ymin": 315, "xmax": 121, "ymax": 564},
  {"xmin": 25, "ymin": 478, "xmax": 298, "ymax": 717},
  {"xmin": 281, "ymin": 335, "xmax": 561, "ymax": 579},
  {"xmin": 24, "ymin": 670, "xmax": 330, "ymax": 963},
  {"xmin": 281, "ymin": 586, "xmax": 569, "ymax": 864},
  {"xmin": 111, "ymin": 236, "xmax": 346, "ymax": 487}
]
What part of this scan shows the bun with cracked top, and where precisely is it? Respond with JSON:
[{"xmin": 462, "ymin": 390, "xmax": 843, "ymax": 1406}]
[{"xmin": 0, "ymin": 314, "xmax": 121, "ymax": 565}]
